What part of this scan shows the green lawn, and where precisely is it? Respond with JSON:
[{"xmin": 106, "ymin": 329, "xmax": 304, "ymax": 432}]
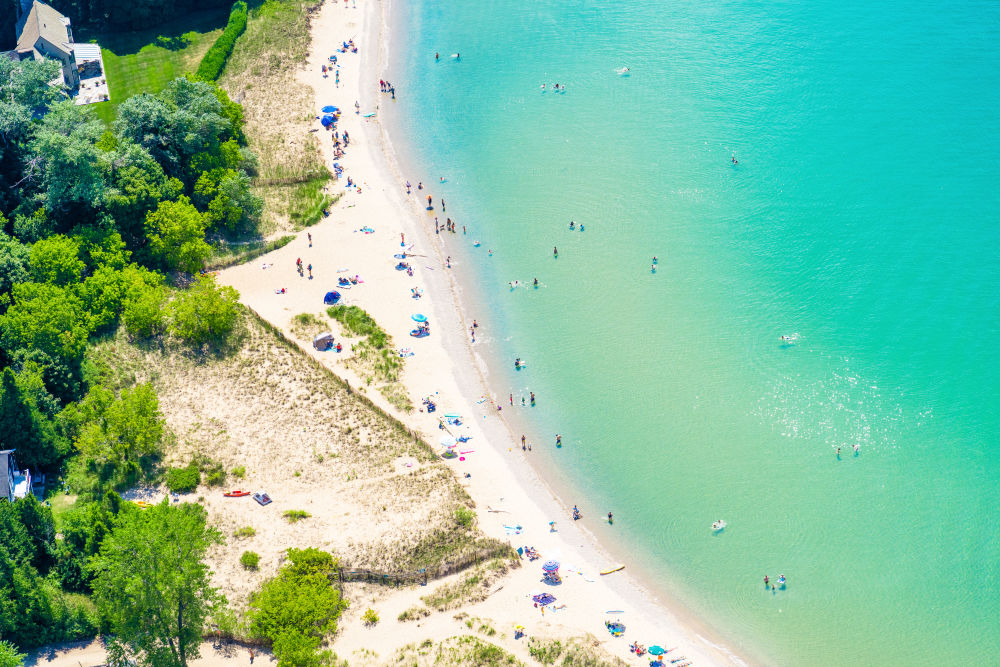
[{"xmin": 84, "ymin": 7, "xmax": 230, "ymax": 124}]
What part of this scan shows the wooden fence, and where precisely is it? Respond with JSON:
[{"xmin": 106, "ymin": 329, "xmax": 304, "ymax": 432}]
[{"xmin": 333, "ymin": 543, "xmax": 516, "ymax": 588}]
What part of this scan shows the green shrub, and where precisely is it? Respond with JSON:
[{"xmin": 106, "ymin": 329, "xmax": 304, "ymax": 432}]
[
  {"xmin": 283, "ymin": 509, "xmax": 311, "ymax": 522},
  {"xmin": 233, "ymin": 526, "xmax": 256, "ymax": 538},
  {"xmin": 231, "ymin": 465, "xmax": 246, "ymax": 479},
  {"xmin": 454, "ymin": 506, "xmax": 475, "ymax": 529},
  {"xmin": 165, "ymin": 464, "xmax": 200, "ymax": 493},
  {"xmin": 168, "ymin": 276, "xmax": 240, "ymax": 347},
  {"xmin": 361, "ymin": 607, "xmax": 379, "ymax": 626},
  {"xmin": 196, "ymin": 1, "xmax": 249, "ymax": 81},
  {"xmin": 240, "ymin": 550, "xmax": 260, "ymax": 570}
]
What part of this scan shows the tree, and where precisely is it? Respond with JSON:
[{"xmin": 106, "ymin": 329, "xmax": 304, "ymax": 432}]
[
  {"xmin": 193, "ymin": 168, "xmax": 261, "ymax": 232},
  {"xmin": 115, "ymin": 79, "xmax": 236, "ymax": 185},
  {"xmin": 28, "ymin": 234, "xmax": 84, "ymax": 286},
  {"xmin": 0, "ymin": 366, "xmax": 67, "ymax": 470},
  {"xmin": 27, "ymin": 101, "xmax": 106, "ymax": 214},
  {"xmin": 121, "ymin": 283, "xmax": 167, "ymax": 339},
  {"xmin": 80, "ymin": 262, "xmax": 164, "ymax": 333},
  {"xmin": 168, "ymin": 275, "xmax": 239, "ymax": 346},
  {"xmin": 0, "ymin": 640, "xmax": 27, "ymax": 667},
  {"xmin": 0, "ymin": 231, "xmax": 30, "ymax": 301},
  {"xmin": 101, "ymin": 142, "xmax": 183, "ymax": 248},
  {"xmin": 247, "ymin": 548, "xmax": 347, "ymax": 667},
  {"xmin": 0, "ymin": 282, "xmax": 92, "ymax": 395},
  {"xmin": 66, "ymin": 383, "xmax": 164, "ymax": 496},
  {"xmin": 91, "ymin": 500, "xmax": 224, "ymax": 667},
  {"xmin": 143, "ymin": 196, "xmax": 210, "ymax": 273}
]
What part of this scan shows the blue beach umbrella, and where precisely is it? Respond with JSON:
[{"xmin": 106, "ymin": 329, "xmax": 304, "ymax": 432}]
[
  {"xmin": 321, "ymin": 115, "xmax": 335, "ymax": 127},
  {"xmin": 648, "ymin": 646, "xmax": 665, "ymax": 655},
  {"xmin": 411, "ymin": 313, "xmax": 428, "ymax": 323},
  {"xmin": 321, "ymin": 105, "xmax": 339, "ymax": 112},
  {"xmin": 541, "ymin": 560, "xmax": 560, "ymax": 572}
]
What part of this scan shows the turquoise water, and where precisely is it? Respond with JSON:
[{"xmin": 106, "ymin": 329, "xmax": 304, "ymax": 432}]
[{"xmin": 386, "ymin": 0, "xmax": 1000, "ymax": 663}]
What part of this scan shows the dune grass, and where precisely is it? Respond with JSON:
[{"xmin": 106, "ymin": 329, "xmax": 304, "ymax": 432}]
[{"xmin": 218, "ymin": 0, "xmax": 330, "ymax": 231}]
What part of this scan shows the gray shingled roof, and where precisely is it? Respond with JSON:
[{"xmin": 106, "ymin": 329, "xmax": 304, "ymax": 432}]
[{"xmin": 15, "ymin": 1, "xmax": 72, "ymax": 57}]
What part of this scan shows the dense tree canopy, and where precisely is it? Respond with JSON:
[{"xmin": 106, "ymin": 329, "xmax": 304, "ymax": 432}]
[{"xmin": 0, "ymin": 30, "xmax": 262, "ymax": 660}]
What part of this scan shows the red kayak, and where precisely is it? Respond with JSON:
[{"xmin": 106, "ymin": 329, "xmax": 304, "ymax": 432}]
[{"xmin": 224, "ymin": 490, "xmax": 251, "ymax": 498}]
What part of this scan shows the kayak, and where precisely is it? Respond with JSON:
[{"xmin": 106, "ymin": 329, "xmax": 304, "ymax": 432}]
[
  {"xmin": 224, "ymin": 490, "xmax": 251, "ymax": 498},
  {"xmin": 600, "ymin": 564, "xmax": 625, "ymax": 575}
]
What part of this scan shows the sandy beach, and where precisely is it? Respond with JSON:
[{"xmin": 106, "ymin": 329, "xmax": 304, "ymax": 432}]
[{"xmin": 215, "ymin": 0, "xmax": 738, "ymax": 664}]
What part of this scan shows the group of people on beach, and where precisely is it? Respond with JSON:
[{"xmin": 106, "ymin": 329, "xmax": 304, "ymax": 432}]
[{"xmin": 378, "ymin": 78, "xmax": 396, "ymax": 99}]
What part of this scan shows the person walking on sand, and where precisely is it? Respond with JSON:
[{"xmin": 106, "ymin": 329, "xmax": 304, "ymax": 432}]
[
  {"xmin": 307, "ymin": 263, "xmax": 312, "ymax": 278},
  {"xmin": 509, "ymin": 393, "xmax": 514, "ymax": 406},
  {"xmin": 406, "ymin": 180, "xmax": 411, "ymax": 194},
  {"xmin": 522, "ymin": 435, "xmax": 526, "ymax": 450},
  {"xmin": 446, "ymin": 256, "xmax": 451, "ymax": 268},
  {"xmin": 308, "ymin": 232, "xmax": 312, "ymax": 247},
  {"xmin": 355, "ymin": 100, "xmax": 360, "ymax": 113},
  {"xmin": 249, "ymin": 648, "xmax": 255, "ymax": 664}
]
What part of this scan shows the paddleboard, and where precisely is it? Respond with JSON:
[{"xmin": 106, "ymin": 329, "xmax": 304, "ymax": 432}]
[{"xmin": 600, "ymin": 564, "xmax": 625, "ymax": 575}]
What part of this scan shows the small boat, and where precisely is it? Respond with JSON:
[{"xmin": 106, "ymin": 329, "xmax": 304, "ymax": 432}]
[
  {"xmin": 224, "ymin": 490, "xmax": 251, "ymax": 498},
  {"xmin": 712, "ymin": 520, "xmax": 726, "ymax": 531},
  {"xmin": 600, "ymin": 564, "xmax": 625, "ymax": 575},
  {"xmin": 253, "ymin": 492, "xmax": 272, "ymax": 506}
]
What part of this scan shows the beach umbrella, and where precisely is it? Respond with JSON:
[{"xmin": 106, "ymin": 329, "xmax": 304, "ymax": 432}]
[
  {"xmin": 323, "ymin": 291, "xmax": 341, "ymax": 305},
  {"xmin": 321, "ymin": 105, "xmax": 339, "ymax": 112},
  {"xmin": 411, "ymin": 313, "xmax": 428, "ymax": 322},
  {"xmin": 541, "ymin": 560, "xmax": 560, "ymax": 572},
  {"xmin": 321, "ymin": 115, "xmax": 335, "ymax": 127},
  {"xmin": 440, "ymin": 436, "xmax": 457, "ymax": 448},
  {"xmin": 648, "ymin": 646, "xmax": 665, "ymax": 655}
]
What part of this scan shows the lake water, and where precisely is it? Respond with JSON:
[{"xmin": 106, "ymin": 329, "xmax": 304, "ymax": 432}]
[{"xmin": 386, "ymin": 0, "xmax": 1000, "ymax": 663}]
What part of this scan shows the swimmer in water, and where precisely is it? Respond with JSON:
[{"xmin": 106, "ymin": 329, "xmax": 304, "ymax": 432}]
[
  {"xmin": 569, "ymin": 220, "xmax": 575, "ymax": 230},
  {"xmin": 533, "ymin": 277, "xmax": 538, "ymax": 287},
  {"xmin": 732, "ymin": 154, "xmax": 738, "ymax": 165},
  {"xmin": 653, "ymin": 256, "xmax": 658, "ymax": 264}
]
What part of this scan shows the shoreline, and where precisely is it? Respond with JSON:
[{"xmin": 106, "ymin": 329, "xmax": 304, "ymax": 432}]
[{"xmin": 219, "ymin": 0, "xmax": 748, "ymax": 663}]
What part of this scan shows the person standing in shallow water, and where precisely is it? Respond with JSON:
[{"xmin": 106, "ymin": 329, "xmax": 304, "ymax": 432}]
[
  {"xmin": 426, "ymin": 195, "xmax": 433, "ymax": 210},
  {"xmin": 553, "ymin": 246, "xmax": 558, "ymax": 257}
]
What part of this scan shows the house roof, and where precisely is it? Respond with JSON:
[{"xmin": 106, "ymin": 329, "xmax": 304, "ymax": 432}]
[{"xmin": 16, "ymin": 1, "xmax": 72, "ymax": 56}]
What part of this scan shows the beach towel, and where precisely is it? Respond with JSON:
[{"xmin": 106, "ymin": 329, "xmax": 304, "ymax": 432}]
[
  {"xmin": 503, "ymin": 525, "xmax": 523, "ymax": 535},
  {"xmin": 531, "ymin": 593, "xmax": 556, "ymax": 605}
]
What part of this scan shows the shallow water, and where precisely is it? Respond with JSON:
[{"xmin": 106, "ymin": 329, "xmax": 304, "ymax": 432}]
[{"xmin": 385, "ymin": 0, "xmax": 1000, "ymax": 663}]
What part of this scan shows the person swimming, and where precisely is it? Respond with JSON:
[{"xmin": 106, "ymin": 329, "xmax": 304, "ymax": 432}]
[
  {"xmin": 616, "ymin": 66, "xmax": 630, "ymax": 75},
  {"xmin": 533, "ymin": 277, "xmax": 538, "ymax": 286},
  {"xmin": 732, "ymin": 154, "xmax": 738, "ymax": 165},
  {"xmin": 569, "ymin": 220, "xmax": 575, "ymax": 230}
]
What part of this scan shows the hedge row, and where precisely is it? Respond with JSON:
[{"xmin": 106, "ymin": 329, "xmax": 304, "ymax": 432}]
[{"xmin": 196, "ymin": 0, "xmax": 249, "ymax": 81}]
